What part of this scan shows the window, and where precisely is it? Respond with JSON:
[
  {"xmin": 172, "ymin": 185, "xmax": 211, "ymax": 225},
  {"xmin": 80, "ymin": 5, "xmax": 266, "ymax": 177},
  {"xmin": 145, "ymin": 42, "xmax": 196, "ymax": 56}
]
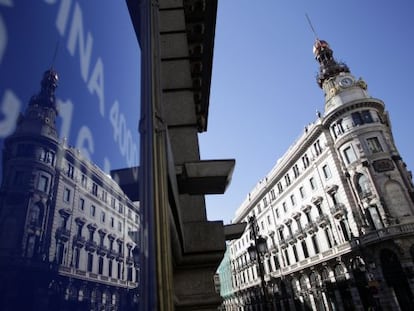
[
  {"xmin": 290, "ymin": 194, "xmax": 296, "ymax": 206},
  {"xmin": 40, "ymin": 149, "xmax": 55, "ymax": 164},
  {"xmin": 313, "ymin": 140, "xmax": 322, "ymax": 156},
  {"xmin": 301, "ymin": 240, "xmax": 309, "ymax": 258},
  {"xmin": 322, "ymin": 165, "xmax": 331, "ymax": 179},
  {"xmin": 302, "ymin": 154, "xmax": 310, "ymax": 169},
  {"xmin": 92, "ymin": 183, "xmax": 98, "ymax": 196},
  {"xmin": 284, "ymin": 249, "xmax": 290, "ymax": 266},
  {"xmin": 135, "ymin": 214, "xmax": 139, "ymax": 224},
  {"xmin": 293, "ymin": 164, "xmax": 299, "ymax": 178},
  {"xmin": 292, "ymin": 245, "xmax": 299, "ymax": 262},
  {"xmin": 343, "ymin": 146, "xmax": 357, "ymax": 164},
  {"xmin": 119, "ymin": 204, "xmax": 124, "ymax": 214},
  {"xmin": 79, "ymin": 198, "xmax": 85, "ymax": 211},
  {"xmin": 282, "ymin": 202, "xmax": 287, "ymax": 213},
  {"xmin": 37, "ymin": 175, "xmax": 49, "ymax": 192},
  {"xmin": 67, "ymin": 163, "xmax": 74, "ymax": 179},
  {"xmin": 275, "ymin": 208, "xmax": 280, "ymax": 219},
  {"xmin": 257, "ymin": 203, "xmax": 262, "ymax": 214},
  {"xmin": 309, "ymin": 177, "xmax": 317, "ymax": 190},
  {"xmin": 108, "ymin": 260, "xmax": 113, "ymax": 277},
  {"xmin": 90, "ymin": 205, "xmax": 96, "ymax": 217},
  {"xmin": 111, "ymin": 197, "xmax": 116, "ymax": 208},
  {"xmin": 299, "ymin": 186, "xmax": 306, "ymax": 198},
  {"xmin": 87, "ymin": 253, "xmax": 94, "ymax": 272},
  {"xmin": 118, "ymin": 262, "xmax": 122, "ymax": 279},
  {"xmin": 267, "ymin": 215, "xmax": 271, "ymax": 225},
  {"xmin": 277, "ymin": 182, "xmax": 283, "ymax": 194},
  {"xmin": 270, "ymin": 189, "xmax": 276, "ymax": 201},
  {"xmin": 98, "ymin": 256, "xmax": 104, "ymax": 274},
  {"xmin": 285, "ymin": 174, "xmax": 291, "ymax": 186},
  {"xmin": 118, "ymin": 221, "xmax": 122, "ymax": 233},
  {"xmin": 81, "ymin": 174, "xmax": 87, "ymax": 187},
  {"xmin": 101, "ymin": 211, "xmax": 106, "ymax": 223},
  {"xmin": 102, "ymin": 191, "xmax": 107, "ymax": 202},
  {"xmin": 352, "ymin": 112, "xmax": 363, "ymax": 126},
  {"xmin": 311, "ymin": 235, "xmax": 320, "ymax": 254},
  {"xmin": 325, "ymin": 228, "xmax": 333, "ymax": 248},
  {"xmin": 110, "ymin": 216, "xmax": 115, "ymax": 228},
  {"xmin": 63, "ymin": 188, "xmax": 71, "ymax": 203},
  {"xmin": 367, "ymin": 137, "xmax": 383, "ymax": 153},
  {"xmin": 263, "ymin": 197, "xmax": 268, "ymax": 207},
  {"xmin": 74, "ymin": 248, "xmax": 80, "ymax": 269},
  {"xmin": 361, "ymin": 110, "xmax": 373, "ymax": 123}
]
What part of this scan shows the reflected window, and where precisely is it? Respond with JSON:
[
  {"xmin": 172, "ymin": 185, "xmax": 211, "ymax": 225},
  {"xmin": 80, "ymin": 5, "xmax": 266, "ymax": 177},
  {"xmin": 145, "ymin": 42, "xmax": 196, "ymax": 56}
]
[{"xmin": 37, "ymin": 175, "xmax": 49, "ymax": 192}]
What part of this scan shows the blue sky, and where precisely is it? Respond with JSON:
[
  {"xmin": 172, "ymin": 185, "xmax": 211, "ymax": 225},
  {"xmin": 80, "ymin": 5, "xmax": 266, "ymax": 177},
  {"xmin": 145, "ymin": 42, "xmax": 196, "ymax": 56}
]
[
  {"xmin": 1, "ymin": 1, "xmax": 414, "ymax": 225},
  {"xmin": 202, "ymin": 0, "xmax": 414, "ymax": 223}
]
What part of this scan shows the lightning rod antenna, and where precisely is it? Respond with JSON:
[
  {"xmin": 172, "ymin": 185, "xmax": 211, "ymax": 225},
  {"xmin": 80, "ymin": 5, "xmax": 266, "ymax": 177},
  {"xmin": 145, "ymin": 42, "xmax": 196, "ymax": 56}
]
[
  {"xmin": 50, "ymin": 40, "xmax": 60, "ymax": 69},
  {"xmin": 305, "ymin": 13, "xmax": 319, "ymax": 41}
]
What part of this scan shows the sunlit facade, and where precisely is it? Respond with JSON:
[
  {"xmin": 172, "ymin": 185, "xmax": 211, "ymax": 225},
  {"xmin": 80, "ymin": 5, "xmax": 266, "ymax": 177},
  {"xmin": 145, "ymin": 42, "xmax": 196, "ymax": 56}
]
[
  {"xmin": 0, "ymin": 70, "xmax": 140, "ymax": 310},
  {"xmin": 221, "ymin": 39, "xmax": 414, "ymax": 310}
]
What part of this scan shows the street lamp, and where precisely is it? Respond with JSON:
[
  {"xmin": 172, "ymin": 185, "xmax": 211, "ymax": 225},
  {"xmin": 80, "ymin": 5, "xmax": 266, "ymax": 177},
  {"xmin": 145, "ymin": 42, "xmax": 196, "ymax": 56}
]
[{"xmin": 247, "ymin": 215, "xmax": 270, "ymax": 311}]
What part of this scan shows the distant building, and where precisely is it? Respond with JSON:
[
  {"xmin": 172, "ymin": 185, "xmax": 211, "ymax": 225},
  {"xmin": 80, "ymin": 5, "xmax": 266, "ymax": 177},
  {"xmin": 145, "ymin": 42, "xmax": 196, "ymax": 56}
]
[
  {"xmin": 0, "ymin": 69, "xmax": 140, "ymax": 310},
  {"xmin": 220, "ymin": 39, "xmax": 414, "ymax": 310}
]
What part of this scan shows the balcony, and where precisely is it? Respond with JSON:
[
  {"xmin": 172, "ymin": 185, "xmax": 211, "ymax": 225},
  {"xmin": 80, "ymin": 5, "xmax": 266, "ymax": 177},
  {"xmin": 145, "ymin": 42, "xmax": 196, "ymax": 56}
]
[
  {"xmin": 279, "ymin": 238, "xmax": 288, "ymax": 249},
  {"xmin": 72, "ymin": 235, "xmax": 86, "ymax": 248},
  {"xmin": 286, "ymin": 234, "xmax": 297, "ymax": 245},
  {"xmin": 107, "ymin": 249, "xmax": 118, "ymax": 259},
  {"xmin": 55, "ymin": 227, "xmax": 71, "ymax": 242},
  {"xmin": 330, "ymin": 203, "xmax": 346, "ymax": 219},
  {"xmin": 97, "ymin": 245, "xmax": 109, "ymax": 256},
  {"xmin": 316, "ymin": 214, "xmax": 329, "ymax": 227},
  {"xmin": 294, "ymin": 228, "xmax": 306, "ymax": 240},
  {"xmin": 304, "ymin": 222, "xmax": 318, "ymax": 234},
  {"xmin": 85, "ymin": 240, "xmax": 98, "ymax": 252},
  {"xmin": 126, "ymin": 256, "xmax": 135, "ymax": 265}
]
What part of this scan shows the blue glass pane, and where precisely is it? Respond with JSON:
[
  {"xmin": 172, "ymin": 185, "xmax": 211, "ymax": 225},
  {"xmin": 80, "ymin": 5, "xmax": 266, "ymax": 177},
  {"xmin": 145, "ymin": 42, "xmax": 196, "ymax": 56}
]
[{"xmin": 0, "ymin": 2, "xmax": 145, "ymax": 310}]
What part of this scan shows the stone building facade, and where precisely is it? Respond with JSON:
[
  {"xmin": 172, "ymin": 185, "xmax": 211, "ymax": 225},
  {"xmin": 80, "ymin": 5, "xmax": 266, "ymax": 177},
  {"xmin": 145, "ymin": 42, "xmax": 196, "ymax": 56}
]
[
  {"xmin": 220, "ymin": 39, "xmax": 414, "ymax": 311},
  {"xmin": 0, "ymin": 70, "xmax": 140, "ymax": 310}
]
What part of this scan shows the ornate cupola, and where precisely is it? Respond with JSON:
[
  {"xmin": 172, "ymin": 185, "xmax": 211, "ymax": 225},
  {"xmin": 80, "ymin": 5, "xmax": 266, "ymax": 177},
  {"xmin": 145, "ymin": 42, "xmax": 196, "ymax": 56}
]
[
  {"xmin": 313, "ymin": 39, "xmax": 370, "ymax": 115},
  {"xmin": 313, "ymin": 39, "xmax": 350, "ymax": 87},
  {"xmin": 14, "ymin": 69, "xmax": 60, "ymax": 140}
]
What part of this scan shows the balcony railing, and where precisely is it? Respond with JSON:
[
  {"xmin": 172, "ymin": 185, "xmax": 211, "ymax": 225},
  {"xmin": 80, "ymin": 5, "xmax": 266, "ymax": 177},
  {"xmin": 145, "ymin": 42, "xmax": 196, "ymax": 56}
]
[
  {"xmin": 107, "ymin": 249, "xmax": 118, "ymax": 259},
  {"xmin": 97, "ymin": 245, "xmax": 109, "ymax": 256},
  {"xmin": 330, "ymin": 203, "xmax": 346, "ymax": 219},
  {"xmin": 286, "ymin": 234, "xmax": 297, "ymax": 245},
  {"xmin": 294, "ymin": 228, "xmax": 306, "ymax": 240},
  {"xmin": 55, "ymin": 227, "xmax": 71, "ymax": 242},
  {"xmin": 304, "ymin": 222, "xmax": 318, "ymax": 234},
  {"xmin": 85, "ymin": 240, "xmax": 98, "ymax": 252},
  {"xmin": 72, "ymin": 235, "xmax": 86, "ymax": 248},
  {"xmin": 315, "ymin": 214, "xmax": 329, "ymax": 227},
  {"xmin": 279, "ymin": 238, "xmax": 288, "ymax": 249}
]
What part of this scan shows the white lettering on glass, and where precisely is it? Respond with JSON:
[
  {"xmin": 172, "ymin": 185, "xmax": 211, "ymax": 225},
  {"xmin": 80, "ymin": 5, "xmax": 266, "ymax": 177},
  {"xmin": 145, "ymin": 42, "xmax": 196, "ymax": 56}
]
[
  {"xmin": 76, "ymin": 125, "xmax": 94, "ymax": 161},
  {"xmin": 87, "ymin": 57, "xmax": 104, "ymax": 116},
  {"xmin": 55, "ymin": 0, "xmax": 71, "ymax": 35},
  {"xmin": 0, "ymin": 90, "xmax": 21, "ymax": 137},
  {"xmin": 57, "ymin": 98, "xmax": 73, "ymax": 141}
]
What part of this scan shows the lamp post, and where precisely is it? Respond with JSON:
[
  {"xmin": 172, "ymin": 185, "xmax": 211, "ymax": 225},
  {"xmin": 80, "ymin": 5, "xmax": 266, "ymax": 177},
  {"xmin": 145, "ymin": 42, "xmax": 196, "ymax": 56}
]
[{"xmin": 247, "ymin": 215, "xmax": 270, "ymax": 311}]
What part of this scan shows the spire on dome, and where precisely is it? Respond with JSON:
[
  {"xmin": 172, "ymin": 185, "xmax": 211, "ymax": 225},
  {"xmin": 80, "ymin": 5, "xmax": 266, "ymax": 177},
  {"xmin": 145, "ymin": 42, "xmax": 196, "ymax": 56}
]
[
  {"xmin": 29, "ymin": 69, "xmax": 59, "ymax": 111},
  {"xmin": 313, "ymin": 39, "xmax": 350, "ymax": 88}
]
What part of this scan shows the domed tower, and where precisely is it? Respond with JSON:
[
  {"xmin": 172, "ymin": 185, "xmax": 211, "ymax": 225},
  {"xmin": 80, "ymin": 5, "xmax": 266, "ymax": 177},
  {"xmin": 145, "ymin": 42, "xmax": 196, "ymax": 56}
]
[
  {"xmin": 315, "ymin": 39, "xmax": 414, "ymax": 229},
  {"xmin": 0, "ymin": 69, "xmax": 61, "ymax": 262}
]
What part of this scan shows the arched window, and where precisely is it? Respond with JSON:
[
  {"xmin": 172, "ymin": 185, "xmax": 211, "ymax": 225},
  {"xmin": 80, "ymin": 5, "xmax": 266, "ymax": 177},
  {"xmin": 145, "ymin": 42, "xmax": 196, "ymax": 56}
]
[{"xmin": 356, "ymin": 173, "xmax": 371, "ymax": 198}]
